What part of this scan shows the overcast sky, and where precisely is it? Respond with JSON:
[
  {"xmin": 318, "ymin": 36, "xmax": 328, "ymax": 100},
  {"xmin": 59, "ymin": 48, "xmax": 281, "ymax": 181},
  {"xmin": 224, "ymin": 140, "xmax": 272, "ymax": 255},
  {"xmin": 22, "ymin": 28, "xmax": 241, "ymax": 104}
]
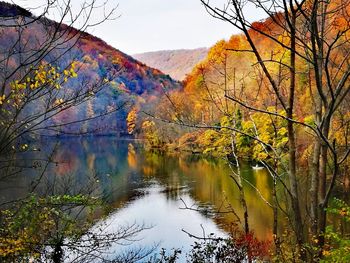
[{"xmin": 6, "ymin": 0, "xmax": 264, "ymax": 55}]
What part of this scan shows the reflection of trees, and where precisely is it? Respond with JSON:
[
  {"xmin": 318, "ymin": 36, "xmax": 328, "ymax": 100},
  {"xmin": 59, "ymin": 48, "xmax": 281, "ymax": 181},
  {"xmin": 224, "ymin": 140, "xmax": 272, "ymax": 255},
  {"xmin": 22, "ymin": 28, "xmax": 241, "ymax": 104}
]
[
  {"xmin": 137, "ymin": 149, "xmax": 277, "ymax": 240},
  {"xmin": 54, "ymin": 145, "xmax": 80, "ymax": 177},
  {"xmin": 1, "ymin": 136, "xmax": 156, "ymax": 262},
  {"xmin": 188, "ymin": 161, "xmax": 275, "ymax": 240},
  {"xmin": 87, "ymin": 153, "xmax": 96, "ymax": 171},
  {"xmin": 127, "ymin": 143, "xmax": 138, "ymax": 169},
  {"xmin": 4, "ymin": 137, "xmax": 279, "ymax": 255}
]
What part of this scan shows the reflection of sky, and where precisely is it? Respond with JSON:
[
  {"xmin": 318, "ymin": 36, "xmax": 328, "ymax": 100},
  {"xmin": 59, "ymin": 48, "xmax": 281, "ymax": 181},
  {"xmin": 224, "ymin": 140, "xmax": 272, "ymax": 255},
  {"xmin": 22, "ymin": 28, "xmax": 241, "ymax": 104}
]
[
  {"xmin": 2, "ymin": 137, "xmax": 276, "ymax": 261},
  {"xmin": 1, "ymin": 137, "xmax": 276, "ymax": 237},
  {"xmin": 94, "ymin": 185, "xmax": 226, "ymax": 262}
]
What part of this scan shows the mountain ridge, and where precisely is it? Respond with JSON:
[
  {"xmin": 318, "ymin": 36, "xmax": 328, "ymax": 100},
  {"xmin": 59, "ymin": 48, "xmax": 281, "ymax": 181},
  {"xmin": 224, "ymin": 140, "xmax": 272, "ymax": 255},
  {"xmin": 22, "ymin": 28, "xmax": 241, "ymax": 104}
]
[{"xmin": 134, "ymin": 48, "xmax": 208, "ymax": 81}]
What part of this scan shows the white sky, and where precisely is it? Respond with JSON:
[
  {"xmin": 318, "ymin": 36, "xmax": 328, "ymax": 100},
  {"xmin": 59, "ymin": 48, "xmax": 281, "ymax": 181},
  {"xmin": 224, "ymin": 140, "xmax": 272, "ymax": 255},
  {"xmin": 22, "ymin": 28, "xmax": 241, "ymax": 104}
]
[{"xmin": 5, "ymin": 0, "xmax": 265, "ymax": 54}]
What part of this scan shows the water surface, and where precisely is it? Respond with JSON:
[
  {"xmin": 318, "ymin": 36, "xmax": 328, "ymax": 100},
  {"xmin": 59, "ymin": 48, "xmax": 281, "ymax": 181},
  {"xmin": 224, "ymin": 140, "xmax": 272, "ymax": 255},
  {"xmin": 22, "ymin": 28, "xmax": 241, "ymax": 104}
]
[{"xmin": 0, "ymin": 137, "xmax": 275, "ymax": 260}]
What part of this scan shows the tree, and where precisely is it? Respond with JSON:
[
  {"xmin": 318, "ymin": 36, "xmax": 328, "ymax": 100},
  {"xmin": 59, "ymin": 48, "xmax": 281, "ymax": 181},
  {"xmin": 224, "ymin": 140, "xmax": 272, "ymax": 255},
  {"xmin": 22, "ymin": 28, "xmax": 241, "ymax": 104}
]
[
  {"xmin": 0, "ymin": 0, "xmax": 121, "ymax": 156},
  {"xmin": 198, "ymin": 0, "xmax": 350, "ymax": 260},
  {"xmin": 145, "ymin": 0, "xmax": 349, "ymax": 260},
  {"xmin": 0, "ymin": 1, "xmax": 154, "ymax": 262},
  {"xmin": 127, "ymin": 107, "xmax": 138, "ymax": 134},
  {"xmin": 0, "ymin": 186, "xmax": 153, "ymax": 262}
]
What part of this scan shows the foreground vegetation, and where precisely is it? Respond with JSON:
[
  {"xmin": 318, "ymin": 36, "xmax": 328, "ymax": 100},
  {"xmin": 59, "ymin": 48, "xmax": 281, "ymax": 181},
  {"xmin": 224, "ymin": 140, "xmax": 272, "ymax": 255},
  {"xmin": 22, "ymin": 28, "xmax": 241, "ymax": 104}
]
[{"xmin": 0, "ymin": 0, "xmax": 350, "ymax": 262}]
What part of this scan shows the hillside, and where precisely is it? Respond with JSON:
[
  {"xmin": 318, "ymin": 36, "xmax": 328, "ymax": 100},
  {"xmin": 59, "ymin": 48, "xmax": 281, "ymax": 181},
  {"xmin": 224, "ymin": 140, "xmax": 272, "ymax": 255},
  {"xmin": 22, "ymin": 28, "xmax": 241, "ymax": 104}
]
[
  {"xmin": 0, "ymin": 2, "xmax": 181, "ymax": 136},
  {"xmin": 133, "ymin": 48, "xmax": 208, "ymax": 81},
  {"xmin": 147, "ymin": 7, "xmax": 350, "ymax": 157}
]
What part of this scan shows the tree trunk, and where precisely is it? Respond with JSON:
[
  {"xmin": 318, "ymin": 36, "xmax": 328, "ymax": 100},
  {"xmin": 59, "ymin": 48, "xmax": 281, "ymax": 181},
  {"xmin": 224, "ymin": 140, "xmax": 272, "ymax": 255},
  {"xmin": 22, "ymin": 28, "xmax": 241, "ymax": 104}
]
[
  {"xmin": 310, "ymin": 140, "xmax": 321, "ymax": 236},
  {"xmin": 318, "ymin": 118, "xmax": 331, "ymax": 248},
  {"xmin": 287, "ymin": 120, "xmax": 305, "ymax": 256},
  {"xmin": 310, "ymin": 97, "xmax": 322, "ymax": 239},
  {"xmin": 272, "ymin": 175, "xmax": 281, "ymax": 257},
  {"xmin": 287, "ymin": 8, "xmax": 306, "ymax": 260}
]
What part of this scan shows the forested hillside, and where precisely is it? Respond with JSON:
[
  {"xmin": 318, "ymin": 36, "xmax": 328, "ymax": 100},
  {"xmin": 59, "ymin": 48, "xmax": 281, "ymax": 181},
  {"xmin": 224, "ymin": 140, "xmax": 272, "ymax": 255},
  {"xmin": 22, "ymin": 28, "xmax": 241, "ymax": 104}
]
[
  {"xmin": 134, "ymin": 48, "xmax": 208, "ymax": 80},
  {"xmin": 0, "ymin": 1, "xmax": 180, "ymax": 137},
  {"xmin": 149, "ymin": 11, "xmax": 349, "ymax": 160},
  {"xmin": 136, "ymin": 1, "xmax": 350, "ymax": 260}
]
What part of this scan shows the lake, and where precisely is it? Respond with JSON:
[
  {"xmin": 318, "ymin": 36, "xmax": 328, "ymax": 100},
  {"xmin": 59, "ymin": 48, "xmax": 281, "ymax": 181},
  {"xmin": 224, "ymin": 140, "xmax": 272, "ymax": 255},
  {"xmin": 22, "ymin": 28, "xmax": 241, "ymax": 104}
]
[{"xmin": 0, "ymin": 137, "xmax": 275, "ymax": 261}]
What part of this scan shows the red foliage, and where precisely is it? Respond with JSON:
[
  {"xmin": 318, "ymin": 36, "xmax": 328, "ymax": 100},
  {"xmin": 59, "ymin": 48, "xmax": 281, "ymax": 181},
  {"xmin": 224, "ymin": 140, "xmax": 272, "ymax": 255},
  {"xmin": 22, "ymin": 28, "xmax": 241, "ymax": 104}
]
[
  {"xmin": 235, "ymin": 232, "xmax": 271, "ymax": 259},
  {"xmin": 251, "ymin": 21, "xmax": 267, "ymax": 33}
]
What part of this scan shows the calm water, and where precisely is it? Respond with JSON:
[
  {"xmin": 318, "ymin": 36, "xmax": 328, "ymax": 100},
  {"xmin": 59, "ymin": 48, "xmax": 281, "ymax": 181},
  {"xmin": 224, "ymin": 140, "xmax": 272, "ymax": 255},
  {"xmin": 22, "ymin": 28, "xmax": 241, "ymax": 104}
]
[{"xmin": 0, "ymin": 137, "xmax": 275, "ymax": 261}]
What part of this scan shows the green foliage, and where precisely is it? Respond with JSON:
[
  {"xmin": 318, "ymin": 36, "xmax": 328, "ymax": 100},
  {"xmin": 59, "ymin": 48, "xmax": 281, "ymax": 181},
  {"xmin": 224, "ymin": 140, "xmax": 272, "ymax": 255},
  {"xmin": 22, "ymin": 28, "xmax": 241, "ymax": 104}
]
[
  {"xmin": 195, "ymin": 74, "xmax": 205, "ymax": 89},
  {"xmin": 199, "ymin": 129, "xmax": 223, "ymax": 156},
  {"xmin": 248, "ymin": 109, "xmax": 288, "ymax": 162},
  {"xmin": 235, "ymin": 118, "xmax": 254, "ymax": 158},
  {"xmin": 0, "ymin": 194, "xmax": 99, "ymax": 261},
  {"xmin": 197, "ymin": 109, "xmax": 288, "ymax": 162},
  {"xmin": 197, "ymin": 115, "xmax": 234, "ymax": 157},
  {"xmin": 327, "ymin": 198, "xmax": 350, "ymax": 222},
  {"xmin": 321, "ymin": 198, "xmax": 350, "ymax": 262},
  {"xmin": 141, "ymin": 120, "xmax": 167, "ymax": 150},
  {"xmin": 304, "ymin": 115, "xmax": 316, "ymax": 128}
]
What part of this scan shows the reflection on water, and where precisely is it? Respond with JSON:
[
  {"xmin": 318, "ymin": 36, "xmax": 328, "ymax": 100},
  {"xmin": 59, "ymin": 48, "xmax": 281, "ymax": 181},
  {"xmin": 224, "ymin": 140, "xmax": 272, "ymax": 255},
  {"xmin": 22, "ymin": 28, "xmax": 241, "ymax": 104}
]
[
  {"xmin": 0, "ymin": 137, "xmax": 275, "ymax": 259},
  {"xmin": 96, "ymin": 185, "xmax": 226, "ymax": 261}
]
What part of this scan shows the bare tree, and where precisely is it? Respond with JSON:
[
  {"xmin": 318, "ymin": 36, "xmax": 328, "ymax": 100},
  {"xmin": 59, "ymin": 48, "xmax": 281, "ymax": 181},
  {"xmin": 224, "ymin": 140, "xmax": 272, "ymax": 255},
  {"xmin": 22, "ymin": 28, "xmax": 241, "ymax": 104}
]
[
  {"xmin": 198, "ymin": 0, "xmax": 350, "ymax": 260},
  {"xmin": 0, "ymin": 0, "xmax": 120, "ymax": 155},
  {"xmin": 0, "ymin": 2, "xmax": 156, "ymax": 262}
]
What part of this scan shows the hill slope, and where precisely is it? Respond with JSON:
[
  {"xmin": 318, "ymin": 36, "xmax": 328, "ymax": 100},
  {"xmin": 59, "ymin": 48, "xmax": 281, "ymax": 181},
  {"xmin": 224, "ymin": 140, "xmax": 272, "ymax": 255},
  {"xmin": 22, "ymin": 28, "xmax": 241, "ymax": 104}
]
[
  {"xmin": 0, "ymin": 2, "xmax": 181, "ymax": 135},
  {"xmin": 133, "ymin": 48, "xmax": 208, "ymax": 81}
]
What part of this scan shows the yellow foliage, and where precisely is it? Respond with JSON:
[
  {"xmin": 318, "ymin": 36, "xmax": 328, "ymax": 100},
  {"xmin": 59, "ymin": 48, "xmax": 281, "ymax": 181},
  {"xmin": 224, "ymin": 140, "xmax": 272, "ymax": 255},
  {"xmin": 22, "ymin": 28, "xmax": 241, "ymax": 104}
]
[
  {"xmin": 0, "ymin": 95, "xmax": 5, "ymax": 105},
  {"xmin": 1, "ymin": 62, "xmax": 78, "ymax": 110},
  {"xmin": 126, "ymin": 107, "xmax": 138, "ymax": 134}
]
